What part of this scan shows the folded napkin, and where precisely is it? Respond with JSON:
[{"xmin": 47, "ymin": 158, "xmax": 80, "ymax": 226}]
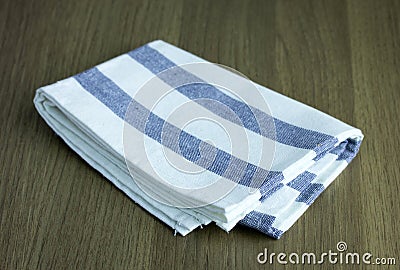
[{"xmin": 34, "ymin": 40, "xmax": 363, "ymax": 239}]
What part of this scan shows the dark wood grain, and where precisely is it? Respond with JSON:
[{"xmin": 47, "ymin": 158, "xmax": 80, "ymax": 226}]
[{"xmin": 1, "ymin": 0, "xmax": 399, "ymax": 269}]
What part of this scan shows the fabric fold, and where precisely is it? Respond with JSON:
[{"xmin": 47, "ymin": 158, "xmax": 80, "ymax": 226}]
[{"xmin": 34, "ymin": 40, "xmax": 363, "ymax": 239}]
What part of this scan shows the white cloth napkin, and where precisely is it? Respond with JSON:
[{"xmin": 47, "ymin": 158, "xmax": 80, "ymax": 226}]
[{"xmin": 34, "ymin": 40, "xmax": 363, "ymax": 238}]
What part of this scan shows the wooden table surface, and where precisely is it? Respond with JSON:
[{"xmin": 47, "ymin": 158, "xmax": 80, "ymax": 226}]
[{"xmin": 1, "ymin": 0, "xmax": 399, "ymax": 269}]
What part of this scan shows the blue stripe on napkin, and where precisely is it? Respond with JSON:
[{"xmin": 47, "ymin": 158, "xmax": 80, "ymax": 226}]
[
  {"xmin": 127, "ymin": 45, "xmax": 338, "ymax": 155},
  {"xmin": 239, "ymin": 211, "xmax": 284, "ymax": 239},
  {"xmin": 74, "ymin": 67, "xmax": 283, "ymax": 192}
]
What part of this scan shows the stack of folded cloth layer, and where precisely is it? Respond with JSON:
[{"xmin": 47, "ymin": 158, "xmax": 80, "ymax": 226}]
[{"xmin": 34, "ymin": 40, "xmax": 363, "ymax": 239}]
